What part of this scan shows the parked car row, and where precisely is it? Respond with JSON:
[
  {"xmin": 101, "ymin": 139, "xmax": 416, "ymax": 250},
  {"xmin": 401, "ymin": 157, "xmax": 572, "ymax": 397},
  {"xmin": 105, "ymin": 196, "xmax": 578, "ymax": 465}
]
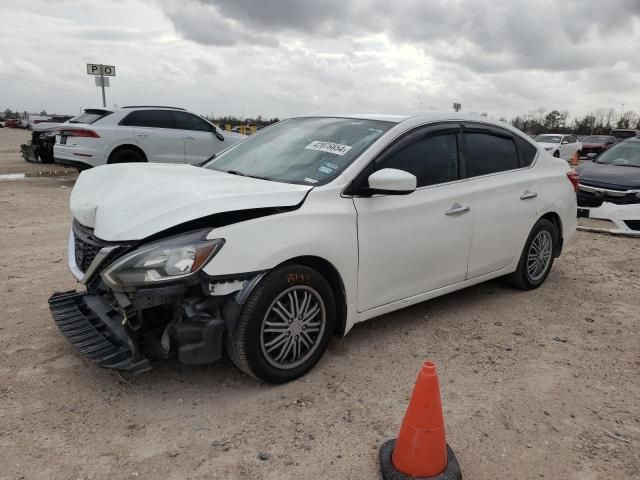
[
  {"xmin": 48, "ymin": 112, "xmax": 579, "ymax": 383},
  {"xmin": 535, "ymin": 129, "xmax": 640, "ymax": 162}
]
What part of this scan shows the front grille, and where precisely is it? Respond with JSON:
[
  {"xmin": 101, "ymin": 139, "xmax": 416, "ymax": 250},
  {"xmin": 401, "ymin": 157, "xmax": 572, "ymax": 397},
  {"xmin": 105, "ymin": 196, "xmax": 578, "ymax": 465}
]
[
  {"xmin": 577, "ymin": 186, "xmax": 640, "ymax": 207},
  {"xmin": 74, "ymin": 232, "xmax": 102, "ymax": 271},
  {"xmin": 581, "ymin": 146, "xmax": 604, "ymax": 156}
]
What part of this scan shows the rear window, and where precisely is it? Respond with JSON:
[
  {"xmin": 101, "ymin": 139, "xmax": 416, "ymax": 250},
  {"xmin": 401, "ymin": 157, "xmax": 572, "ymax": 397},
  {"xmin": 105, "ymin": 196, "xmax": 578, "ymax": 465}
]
[
  {"xmin": 514, "ymin": 135, "xmax": 537, "ymax": 167},
  {"xmin": 465, "ymin": 132, "xmax": 520, "ymax": 177},
  {"xmin": 120, "ymin": 110, "xmax": 174, "ymax": 129}
]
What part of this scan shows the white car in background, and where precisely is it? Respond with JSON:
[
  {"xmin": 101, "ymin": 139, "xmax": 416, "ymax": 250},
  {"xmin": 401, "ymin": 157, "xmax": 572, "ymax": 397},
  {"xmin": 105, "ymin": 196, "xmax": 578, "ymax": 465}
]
[
  {"xmin": 49, "ymin": 113, "xmax": 577, "ymax": 383},
  {"xmin": 534, "ymin": 134, "xmax": 582, "ymax": 160},
  {"xmin": 53, "ymin": 106, "xmax": 245, "ymax": 170}
]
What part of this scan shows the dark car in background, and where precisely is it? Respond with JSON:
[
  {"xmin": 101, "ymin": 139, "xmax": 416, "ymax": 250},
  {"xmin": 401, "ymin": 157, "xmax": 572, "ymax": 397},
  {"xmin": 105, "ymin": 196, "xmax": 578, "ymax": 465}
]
[
  {"xmin": 575, "ymin": 138, "xmax": 640, "ymax": 236},
  {"xmin": 579, "ymin": 135, "xmax": 616, "ymax": 160},
  {"xmin": 611, "ymin": 128, "xmax": 640, "ymax": 142}
]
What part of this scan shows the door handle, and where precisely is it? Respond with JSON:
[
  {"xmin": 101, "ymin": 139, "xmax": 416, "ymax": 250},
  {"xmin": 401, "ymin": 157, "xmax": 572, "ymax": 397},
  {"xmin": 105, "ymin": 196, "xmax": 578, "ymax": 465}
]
[
  {"xmin": 520, "ymin": 190, "xmax": 538, "ymax": 200},
  {"xmin": 445, "ymin": 203, "xmax": 470, "ymax": 216},
  {"xmin": 185, "ymin": 136, "xmax": 195, "ymax": 140},
  {"xmin": 136, "ymin": 133, "xmax": 149, "ymax": 137}
]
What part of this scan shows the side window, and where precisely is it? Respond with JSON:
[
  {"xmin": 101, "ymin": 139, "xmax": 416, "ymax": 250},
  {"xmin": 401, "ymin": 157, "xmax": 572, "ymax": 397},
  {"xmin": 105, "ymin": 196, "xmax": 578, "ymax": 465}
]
[
  {"xmin": 378, "ymin": 133, "xmax": 458, "ymax": 187},
  {"xmin": 514, "ymin": 135, "xmax": 537, "ymax": 167},
  {"xmin": 464, "ymin": 132, "xmax": 519, "ymax": 177},
  {"xmin": 120, "ymin": 110, "xmax": 174, "ymax": 128},
  {"xmin": 171, "ymin": 112, "xmax": 213, "ymax": 132},
  {"xmin": 566, "ymin": 136, "xmax": 575, "ymax": 144}
]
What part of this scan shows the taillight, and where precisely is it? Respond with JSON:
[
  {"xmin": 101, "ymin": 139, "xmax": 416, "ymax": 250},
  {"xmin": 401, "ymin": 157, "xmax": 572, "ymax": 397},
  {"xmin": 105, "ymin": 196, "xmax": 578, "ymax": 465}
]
[
  {"xmin": 57, "ymin": 128, "xmax": 100, "ymax": 138},
  {"xmin": 566, "ymin": 170, "xmax": 579, "ymax": 192}
]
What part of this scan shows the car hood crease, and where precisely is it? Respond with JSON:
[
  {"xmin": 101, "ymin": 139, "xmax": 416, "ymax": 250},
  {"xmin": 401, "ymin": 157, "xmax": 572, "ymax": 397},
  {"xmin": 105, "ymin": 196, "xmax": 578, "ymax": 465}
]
[{"xmin": 70, "ymin": 164, "xmax": 313, "ymax": 241}]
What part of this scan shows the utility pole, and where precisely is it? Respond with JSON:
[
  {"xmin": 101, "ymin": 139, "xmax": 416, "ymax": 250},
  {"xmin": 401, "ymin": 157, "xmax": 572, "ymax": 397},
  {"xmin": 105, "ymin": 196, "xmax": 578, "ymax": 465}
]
[{"xmin": 100, "ymin": 65, "xmax": 106, "ymax": 108}]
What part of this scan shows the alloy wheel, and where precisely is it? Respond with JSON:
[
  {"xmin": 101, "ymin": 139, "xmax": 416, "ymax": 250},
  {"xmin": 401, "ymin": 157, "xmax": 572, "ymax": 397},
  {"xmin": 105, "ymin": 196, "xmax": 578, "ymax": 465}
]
[
  {"xmin": 527, "ymin": 230, "xmax": 553, "ymax": 282},
  {"xmin": 260, "ymin": 286, "xmax": 326, "ymax": 369}
]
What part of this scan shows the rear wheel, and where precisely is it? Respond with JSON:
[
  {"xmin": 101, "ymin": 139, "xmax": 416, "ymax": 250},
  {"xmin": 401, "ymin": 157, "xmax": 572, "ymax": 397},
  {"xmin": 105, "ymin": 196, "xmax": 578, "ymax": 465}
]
[
  {"xmin": 108, "ymin": 148, "xmax": 145, "ymax": 164},
  {"xmin": 506, "ymin": 218, "xmax": 558, "ymax": 290},
  {"xmin": 225, "ymin": 264, "xmax": 335, "ymax": 383}
]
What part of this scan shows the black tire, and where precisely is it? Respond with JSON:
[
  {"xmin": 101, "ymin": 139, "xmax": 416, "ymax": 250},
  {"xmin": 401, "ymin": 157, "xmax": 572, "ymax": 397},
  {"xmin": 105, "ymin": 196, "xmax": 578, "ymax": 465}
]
[
  {"xmin": 108, "ymin": 148, "xmax": 145, "ymax": 164},
  {"xmin": 553, "ymin": 150, "xmax": 560, "ymax": 158},
  {"xmin": 225, "ymin": 264, "xmax": 335, "ymax": 383},
  {"xmin": 506, "ymin": 218, "xmax": 558, "ymax": 290}
]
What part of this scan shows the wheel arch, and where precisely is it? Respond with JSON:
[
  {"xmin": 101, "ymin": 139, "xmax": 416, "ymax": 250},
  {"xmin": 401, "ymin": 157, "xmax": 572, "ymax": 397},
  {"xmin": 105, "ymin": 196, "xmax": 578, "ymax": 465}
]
[
  {"xmin": 107, "ymin": 144, "xmax": 147, "ymax": 164},
  {"xmin": 276, "ymin": 255, "xmax": 348, "ymax": 336},
  {"xmin": 540, "ymin": 211, "xmax": 563, "ymax": 257}
]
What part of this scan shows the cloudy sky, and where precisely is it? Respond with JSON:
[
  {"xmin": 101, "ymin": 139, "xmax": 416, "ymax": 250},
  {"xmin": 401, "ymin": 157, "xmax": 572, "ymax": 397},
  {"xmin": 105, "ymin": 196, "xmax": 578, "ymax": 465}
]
[{"xmin": 0, "ymin": 0, "xmax": 639, "ymax": 120}]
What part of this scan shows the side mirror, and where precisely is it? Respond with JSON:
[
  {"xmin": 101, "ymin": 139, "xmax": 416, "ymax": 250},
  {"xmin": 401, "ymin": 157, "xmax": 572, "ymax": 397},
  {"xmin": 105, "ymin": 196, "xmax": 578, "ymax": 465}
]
[
  {"xmin": 366, "ymin": 168, "xmax": 416, "ymax": 195},
  {"xmin": 214, "ymin": 128, "xmax": 225, "ymax": 141}
]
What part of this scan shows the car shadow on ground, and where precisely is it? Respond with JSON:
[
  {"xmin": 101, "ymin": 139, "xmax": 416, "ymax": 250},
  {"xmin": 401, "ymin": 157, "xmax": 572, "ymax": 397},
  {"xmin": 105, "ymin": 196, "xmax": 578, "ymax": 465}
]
[{"xmin": 67, "ymin": 277, "xmax": 515, "ymax": 396}]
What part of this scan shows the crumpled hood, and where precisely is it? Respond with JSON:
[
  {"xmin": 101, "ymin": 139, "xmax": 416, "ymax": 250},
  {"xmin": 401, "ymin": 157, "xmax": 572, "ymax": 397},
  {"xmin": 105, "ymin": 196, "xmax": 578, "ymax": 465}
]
[
  {"xmin": 70, "ymin": 164, "xmax": 312, "ymax": 241},
  {"xmin": 576, "ymin": 161, "xmax": 640, "ymax": 189}
]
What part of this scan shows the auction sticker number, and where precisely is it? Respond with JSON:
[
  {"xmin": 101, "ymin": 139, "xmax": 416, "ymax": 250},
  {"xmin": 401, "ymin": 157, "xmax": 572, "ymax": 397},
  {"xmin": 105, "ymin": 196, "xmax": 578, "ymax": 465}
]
[{"xmin": 306, "ymin": 140, "xmax": 352, "ymax": 156}]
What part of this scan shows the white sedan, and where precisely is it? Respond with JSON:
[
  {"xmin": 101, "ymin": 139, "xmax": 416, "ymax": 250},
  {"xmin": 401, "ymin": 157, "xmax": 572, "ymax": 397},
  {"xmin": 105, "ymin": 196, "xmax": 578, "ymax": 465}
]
[
  {"xmin": 49, "ymin": 113, "xmax": 577, "ymax": 383},
  {"xmin": 535, "ymin": 134, "xmax": 582, "ymax": 160},
  {"xmin": 53, "ymin": 106, "xmax": 245, "ymax": 170}
]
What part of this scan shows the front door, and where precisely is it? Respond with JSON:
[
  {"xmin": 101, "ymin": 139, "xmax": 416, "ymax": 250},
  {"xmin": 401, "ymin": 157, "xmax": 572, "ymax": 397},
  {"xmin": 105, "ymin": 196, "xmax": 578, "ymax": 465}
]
[
  {"xmin": 171, "ymin": 111, "xmax": 222, "ymax": 165},
  {"xmin": 121, "ymin": 109, "xmax": 186, "ymax": 163},
  {"xmin": 353, "ymin": 127, "xmax": 474, "ymax": 312}
]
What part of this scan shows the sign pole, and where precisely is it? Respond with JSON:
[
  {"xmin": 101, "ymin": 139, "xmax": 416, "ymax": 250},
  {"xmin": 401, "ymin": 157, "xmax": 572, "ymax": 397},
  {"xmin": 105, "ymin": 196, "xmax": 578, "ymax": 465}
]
[{"xmin": 100, "ymin": 64, "xmax": 106, "ymax": 108}]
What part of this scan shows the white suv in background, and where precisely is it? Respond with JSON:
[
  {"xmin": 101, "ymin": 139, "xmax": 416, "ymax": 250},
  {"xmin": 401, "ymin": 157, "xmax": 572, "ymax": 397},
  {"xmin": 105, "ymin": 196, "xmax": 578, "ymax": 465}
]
[{"xmin": 53, "ymin": 106, "xmax": 245, "ymax": 170}]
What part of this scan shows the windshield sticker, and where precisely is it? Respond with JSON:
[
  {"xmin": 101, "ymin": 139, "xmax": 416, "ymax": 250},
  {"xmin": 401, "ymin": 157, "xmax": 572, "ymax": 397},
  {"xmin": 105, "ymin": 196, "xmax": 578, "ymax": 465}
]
[
  {"xmin": 304, "ymin": 177, "xmax": 318, "ymax": 184},
  {"xmin": 318, "ymin": 166, "xmax": 333, "ymax": 174},
  {"xmin": 306, "ymin": 140, "xmax": 352, "ymax": 156},
  {"xmin": 325, "ymin": 162, "xmax": 338, "ymax": 170}
]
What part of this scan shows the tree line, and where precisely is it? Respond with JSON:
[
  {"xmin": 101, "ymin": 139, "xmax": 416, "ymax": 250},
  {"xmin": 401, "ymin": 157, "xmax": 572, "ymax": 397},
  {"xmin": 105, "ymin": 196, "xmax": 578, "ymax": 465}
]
[{"xmin": 507, "ymin": 107, "xmax": 639, "ymax": 136}]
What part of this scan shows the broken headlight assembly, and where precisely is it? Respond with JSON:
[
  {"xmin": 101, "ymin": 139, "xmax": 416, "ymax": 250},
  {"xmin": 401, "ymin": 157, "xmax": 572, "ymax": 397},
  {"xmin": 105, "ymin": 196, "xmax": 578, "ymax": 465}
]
[{"xmin": 101, "ymin": 230, "xmax": 224, "ymax": 289}]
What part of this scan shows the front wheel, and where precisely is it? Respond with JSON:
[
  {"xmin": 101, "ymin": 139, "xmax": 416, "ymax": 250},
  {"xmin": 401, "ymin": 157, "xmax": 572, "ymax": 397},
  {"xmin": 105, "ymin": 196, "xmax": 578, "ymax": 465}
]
[
  {"xmin": 225, "ymin": 264, "xmax": 335, "ymax": 383},
  {"xmin": 506, "ymin": 218, "xmax": 558, "ymax": 290},
  {"xmin": 553, "ymin": 150, "xmax": 560, "ymax": 158}
]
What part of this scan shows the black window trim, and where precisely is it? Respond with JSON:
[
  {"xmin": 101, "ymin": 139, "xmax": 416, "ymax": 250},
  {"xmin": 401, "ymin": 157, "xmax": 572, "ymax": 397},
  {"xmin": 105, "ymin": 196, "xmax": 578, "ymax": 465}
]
[
  {"xmin": 170, "ymin": 110, "xmax": 216, "ymax": 133},
  {"xmin": 118, "ymin": 109, "xmax": 177, "ymax": 129},
  {"xmin": 460, "ymin": 122, "xmax": 538, "ymax": 178},
  {"xmin": 344, "ymin": 122, "xmax": 466, "ymax": 196}
]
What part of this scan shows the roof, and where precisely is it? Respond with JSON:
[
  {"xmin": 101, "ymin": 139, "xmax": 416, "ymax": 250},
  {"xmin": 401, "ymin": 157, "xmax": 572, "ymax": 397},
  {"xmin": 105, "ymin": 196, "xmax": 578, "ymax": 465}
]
[{"xmin": 305, "ymin": 112, "xmax": 515, "ymax": 125}]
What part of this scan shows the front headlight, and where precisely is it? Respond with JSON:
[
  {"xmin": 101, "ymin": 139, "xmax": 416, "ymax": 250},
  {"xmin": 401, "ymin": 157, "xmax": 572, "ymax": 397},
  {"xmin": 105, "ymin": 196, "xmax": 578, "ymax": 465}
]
[{"xmin": 101, "ymin": 230, "xmax": 224, "ymax": 289}]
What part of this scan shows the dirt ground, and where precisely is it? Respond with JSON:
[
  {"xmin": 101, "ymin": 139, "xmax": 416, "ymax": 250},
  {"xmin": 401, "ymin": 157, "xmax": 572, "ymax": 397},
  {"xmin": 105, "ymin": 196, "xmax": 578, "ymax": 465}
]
[{"xmin": 1, "ymin": 127, "xmax": 639, "ymax": 480}]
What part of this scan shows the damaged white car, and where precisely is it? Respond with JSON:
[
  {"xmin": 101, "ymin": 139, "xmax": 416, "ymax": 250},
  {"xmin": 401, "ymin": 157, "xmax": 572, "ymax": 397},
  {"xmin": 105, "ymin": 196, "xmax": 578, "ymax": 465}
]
[
  {"xmin": 576, "ymin": 137, "xmax": 640, "ymax": 236},
  {"xmin": 49, "ymin": 114, "xmax": 577, "ymax": 383}
]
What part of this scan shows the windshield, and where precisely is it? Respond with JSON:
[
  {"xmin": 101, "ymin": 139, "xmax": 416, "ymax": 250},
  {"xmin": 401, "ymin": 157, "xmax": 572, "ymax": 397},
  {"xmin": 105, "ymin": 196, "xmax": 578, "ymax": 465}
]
[
  {"xmin": 535, "ymin": 135, "xmax": 562, "ymax": 143},
  {"xmin": 595, "ymin": 141, "xmax": 640, "ymax": 167},
  {"xmin": 583, "ymin": 136, "xmax": 611, "ymax": 144},
  {"xmin": 205, "ymin": 117, "xmax": 393, "ymax": 185}
]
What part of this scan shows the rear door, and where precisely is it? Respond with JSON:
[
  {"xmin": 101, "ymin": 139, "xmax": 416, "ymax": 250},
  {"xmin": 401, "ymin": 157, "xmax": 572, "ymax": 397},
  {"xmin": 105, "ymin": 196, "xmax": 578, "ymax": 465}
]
[
  {"xmin": 119, "ymin": 110, "xmax": 185, "ymax": 163},
  {"xmin": 353, "ymin": 124, "xmax": 474, "ymax": 311},
  {"xmin": 171, "ymin": 111, "xmax": 222, "ymax": 165},
  {"xmin": 462, "ymin": 125, "xmax": 541, "ymax": 278}
]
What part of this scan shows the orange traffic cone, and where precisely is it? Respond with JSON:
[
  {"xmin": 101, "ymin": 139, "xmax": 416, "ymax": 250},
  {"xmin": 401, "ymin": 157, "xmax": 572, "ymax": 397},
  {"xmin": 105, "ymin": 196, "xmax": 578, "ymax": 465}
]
[
  {"xmin": 570, "ymin": 150, "xmax": 579, "ymax": 166},
  {"xmin": 379, "ymin": 361, "xmax": 461, "ymax": 479}
]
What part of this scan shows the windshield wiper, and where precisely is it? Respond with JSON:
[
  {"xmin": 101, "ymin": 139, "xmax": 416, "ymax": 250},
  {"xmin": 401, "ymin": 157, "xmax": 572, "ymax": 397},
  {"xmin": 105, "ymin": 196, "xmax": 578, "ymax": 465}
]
[
  {"xmin": 224, "ymin": 170, "xmax": 271, "ymax": 181},
  {"xmin": 196, "ymin": 154, "xmax": 216, "ymax": 167}
]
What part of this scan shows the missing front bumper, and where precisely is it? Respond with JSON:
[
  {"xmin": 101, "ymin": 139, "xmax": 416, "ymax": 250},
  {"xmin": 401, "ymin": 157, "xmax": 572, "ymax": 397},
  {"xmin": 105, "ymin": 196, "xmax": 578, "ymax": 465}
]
[{"xmin": 48, "ymin": 290, "xmax": 151, "ymax": 374}]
